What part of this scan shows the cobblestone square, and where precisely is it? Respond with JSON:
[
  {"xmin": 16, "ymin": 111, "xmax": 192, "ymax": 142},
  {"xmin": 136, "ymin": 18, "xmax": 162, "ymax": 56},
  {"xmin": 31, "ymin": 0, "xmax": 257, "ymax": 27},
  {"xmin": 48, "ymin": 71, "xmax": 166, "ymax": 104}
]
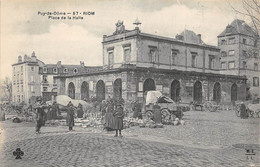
[{"xmin": 0, "ymin": 110, "xmax": 259, "ymax": 166}]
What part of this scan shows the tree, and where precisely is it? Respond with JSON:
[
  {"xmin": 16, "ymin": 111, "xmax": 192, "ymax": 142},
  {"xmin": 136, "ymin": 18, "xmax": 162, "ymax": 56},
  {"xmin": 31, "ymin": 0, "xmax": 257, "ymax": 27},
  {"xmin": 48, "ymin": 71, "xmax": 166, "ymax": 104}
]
[
  {"xmin": 1, "ymin": 77, "xmax": 12, "ymax": 104},
  {"xmin": 230, "ymin": 0, "xmax": 260, "ymax": 35},
  {"xmin": 230, "ymin": 0, "xmax": 260, "ymax": 59}
]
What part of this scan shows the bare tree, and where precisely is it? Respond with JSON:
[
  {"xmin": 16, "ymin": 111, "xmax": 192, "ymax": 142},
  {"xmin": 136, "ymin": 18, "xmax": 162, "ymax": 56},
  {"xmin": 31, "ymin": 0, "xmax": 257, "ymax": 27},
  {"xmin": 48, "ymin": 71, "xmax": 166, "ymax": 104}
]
[
  {"xmin": 1, "ymin": 77, "xmax": 12, "ymax": 104},
  {"xmin": 229, "ymin": 0, "xmax": 260, "ymax": 59},
  {"xmin": 230, "ymin": 0, "xmax": 260, "ymax": 35}
]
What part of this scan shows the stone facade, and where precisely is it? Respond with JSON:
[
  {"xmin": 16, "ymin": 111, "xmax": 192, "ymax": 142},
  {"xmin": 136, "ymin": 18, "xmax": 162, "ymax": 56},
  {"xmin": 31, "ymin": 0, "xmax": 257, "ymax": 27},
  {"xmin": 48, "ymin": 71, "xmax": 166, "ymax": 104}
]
[
  {"xmin": 218, "ymin": 19, "xmax": 260, "ymax": 99},
  {"xmin": 55, "ymin": 21, "xmax": 247, "ymax": 105}
]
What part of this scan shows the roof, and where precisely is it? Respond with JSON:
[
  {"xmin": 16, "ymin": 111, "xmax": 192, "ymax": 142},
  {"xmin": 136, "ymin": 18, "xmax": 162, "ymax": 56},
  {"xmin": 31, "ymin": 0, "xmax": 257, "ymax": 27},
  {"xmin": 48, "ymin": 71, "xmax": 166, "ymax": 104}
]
[
  {"xmin": 180, "ymin": 30, "xmax": 204, "ymax": 44},
  {"xmin": 218, "ymin": 19, "xmax": 257, "ymax": 37}
]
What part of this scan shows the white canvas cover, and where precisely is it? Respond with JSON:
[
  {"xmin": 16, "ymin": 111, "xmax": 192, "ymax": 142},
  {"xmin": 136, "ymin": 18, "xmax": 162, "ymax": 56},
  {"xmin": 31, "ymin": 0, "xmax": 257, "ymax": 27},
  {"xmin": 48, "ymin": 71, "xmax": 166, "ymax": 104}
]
[
  {"xmin": 145, "ymin": 91, "xmax": 162, "ymax": 105},
  {"xmin": 56, "ymin": 95, "xmax": 92, "ymax": 112}
]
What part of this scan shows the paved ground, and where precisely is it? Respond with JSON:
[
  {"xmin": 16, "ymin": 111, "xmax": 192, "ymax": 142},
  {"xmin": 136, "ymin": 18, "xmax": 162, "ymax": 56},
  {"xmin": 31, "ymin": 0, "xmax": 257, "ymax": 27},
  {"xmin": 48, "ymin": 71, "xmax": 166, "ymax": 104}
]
[{"xmin": 0, "ymin": 110, "xmax": 259, "ymax": 167}]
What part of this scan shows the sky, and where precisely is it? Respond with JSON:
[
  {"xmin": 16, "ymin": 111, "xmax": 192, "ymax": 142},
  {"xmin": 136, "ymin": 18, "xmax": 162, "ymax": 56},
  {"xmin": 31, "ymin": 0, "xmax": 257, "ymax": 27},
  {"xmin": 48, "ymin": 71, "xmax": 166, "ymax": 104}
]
[{"xmin": 0, "ymin": 0, "xmax": 249, "ymax": 80}]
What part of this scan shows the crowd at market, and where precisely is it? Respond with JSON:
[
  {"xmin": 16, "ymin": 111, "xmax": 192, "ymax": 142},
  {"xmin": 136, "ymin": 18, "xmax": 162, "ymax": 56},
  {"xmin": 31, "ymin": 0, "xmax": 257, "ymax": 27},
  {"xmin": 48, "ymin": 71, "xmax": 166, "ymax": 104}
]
[{"xmin": 32, "ymin": 96, "xmax": 146, "ymax": 137}]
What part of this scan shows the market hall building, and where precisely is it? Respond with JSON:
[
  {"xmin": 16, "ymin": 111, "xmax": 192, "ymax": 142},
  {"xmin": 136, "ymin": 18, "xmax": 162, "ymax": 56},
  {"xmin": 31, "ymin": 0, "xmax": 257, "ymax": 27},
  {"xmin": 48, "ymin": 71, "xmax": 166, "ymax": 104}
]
[{"xmin": 55, "ymin": 21, "xmax": 247, "ymax": 105}]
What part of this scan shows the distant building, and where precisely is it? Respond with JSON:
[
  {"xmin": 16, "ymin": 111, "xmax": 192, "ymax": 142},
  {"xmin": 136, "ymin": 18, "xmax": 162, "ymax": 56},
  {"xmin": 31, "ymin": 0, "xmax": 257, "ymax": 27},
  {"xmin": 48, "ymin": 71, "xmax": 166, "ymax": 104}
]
[
  {"xmin": 39, "ymin": 61, "xmax": 102, "ymax": 101},
  {"xmin": 56, "ymin": 21, "xmax": 247, "ymax": 104},
  {"xmin": 12, "ymin": 52, "xmax": 101, "ymax": 103},
  {"xmin": 218, "ymin": 19, "xmax": 260, "ymax": 99},
  {"xmin": 12, "ymin": 52, "xmax": 44, "ymax": 103}
]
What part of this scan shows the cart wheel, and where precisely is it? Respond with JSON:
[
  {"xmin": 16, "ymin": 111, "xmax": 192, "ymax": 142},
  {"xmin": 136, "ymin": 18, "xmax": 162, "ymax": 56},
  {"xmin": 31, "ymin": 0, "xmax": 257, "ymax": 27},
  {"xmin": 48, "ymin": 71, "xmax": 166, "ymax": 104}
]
[
  {"xmin": 203, "ymin": 101, "xmax": 213, "ymax": 112},
  {"xmin": 145, "ymin": 110, "xmax": 153, "ymax": 119},
  {"xmin": 161, "ymin": 109, "xmax": 170, "ymax": 123}
]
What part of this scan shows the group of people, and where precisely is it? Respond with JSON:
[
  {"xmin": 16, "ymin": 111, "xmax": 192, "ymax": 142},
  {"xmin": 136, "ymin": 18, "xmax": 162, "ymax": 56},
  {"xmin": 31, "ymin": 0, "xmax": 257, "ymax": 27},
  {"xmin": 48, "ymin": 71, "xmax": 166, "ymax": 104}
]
[
  {"xmin": 33, "ymin": 97, "xmax": 84, "ymax": 133},
  {"xmin": 100, "ymin": 97, "xmax": 125, "ymax": 137}
]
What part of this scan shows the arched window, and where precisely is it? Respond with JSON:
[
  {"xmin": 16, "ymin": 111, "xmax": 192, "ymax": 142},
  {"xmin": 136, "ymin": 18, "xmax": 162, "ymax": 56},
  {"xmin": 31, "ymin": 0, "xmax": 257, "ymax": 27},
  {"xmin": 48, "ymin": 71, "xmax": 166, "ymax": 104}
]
[
  {"xmin": 171, "ymin": 80, "xmax": 180, "ymax": 102},
  {"xmin": 113, "ymin": 79, "xmax": 122, "ymax": 100},
  {"xmin": 96, "ymin": 80, "xmax": 105, "ymax": 102},
  {"xmin": 193, "ymin": 81, "xmax": 202, "ymax": 103},
  {"xmin": 68, "ymin": 82, "xmax": 75, "ymax": 99}
]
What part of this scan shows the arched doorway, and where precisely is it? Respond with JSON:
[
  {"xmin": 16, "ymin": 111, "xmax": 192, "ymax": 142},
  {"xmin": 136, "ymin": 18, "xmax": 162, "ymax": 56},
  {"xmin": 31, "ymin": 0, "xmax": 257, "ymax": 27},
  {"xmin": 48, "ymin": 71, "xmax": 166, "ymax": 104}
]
[
  {"xmin": 96, "ymin": 80, "xmax": 105, "ymax": 102},
  {"xmin": 68, "ymin": 82, "xmax": 75, "ymax": 99},
  {"xmin": 143, "ymin": 78, "xmax": 156, "ymax": 93},
  {"xmin": 113, "ymin": 78, "xmax": 122, "ymax": 100},
  {"xmin": 213, "ymin": 82, "xmax": 221, "ymax": 104},
  {"xmin": 171, "ymin": 80, "xmax": 180, "ymax": 102},
  {"xmin": 193, "ymin": 81, "xmax": 202, "ymax": 103},
  {"xmin": 81, "ymin": 81, "xmax": 89, "ymax": 100},
  {"xmin": 231, "ymin": 83, "xmax": 237, "ymax": 102}
]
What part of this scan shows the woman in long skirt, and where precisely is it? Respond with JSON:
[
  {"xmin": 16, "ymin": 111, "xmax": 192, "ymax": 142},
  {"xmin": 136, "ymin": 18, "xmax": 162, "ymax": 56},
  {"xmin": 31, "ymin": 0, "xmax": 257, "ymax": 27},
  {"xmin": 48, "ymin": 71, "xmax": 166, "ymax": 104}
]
[
  {"xmin": 66, "ymin": 101, "xmax": 75, "ymax": 131},
  {"xmin": 112, "ymin": 103, "xmax": 125, "ymax": 137}
]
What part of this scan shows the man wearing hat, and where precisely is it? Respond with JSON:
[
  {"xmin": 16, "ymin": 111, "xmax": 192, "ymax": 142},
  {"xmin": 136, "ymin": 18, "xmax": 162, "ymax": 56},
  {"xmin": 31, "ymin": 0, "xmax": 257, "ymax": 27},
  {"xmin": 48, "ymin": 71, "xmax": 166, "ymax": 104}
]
[{"xmin": 34, "ymin": 96, "xmax": 46, "ymax": 133}]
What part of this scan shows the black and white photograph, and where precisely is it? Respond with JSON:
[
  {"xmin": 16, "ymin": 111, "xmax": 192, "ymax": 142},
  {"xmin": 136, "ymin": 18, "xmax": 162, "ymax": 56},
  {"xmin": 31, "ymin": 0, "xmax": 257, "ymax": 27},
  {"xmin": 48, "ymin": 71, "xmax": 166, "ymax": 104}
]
[{"xmin": 0, "ymin": 0, "xmax": 260, "ymax": 166}]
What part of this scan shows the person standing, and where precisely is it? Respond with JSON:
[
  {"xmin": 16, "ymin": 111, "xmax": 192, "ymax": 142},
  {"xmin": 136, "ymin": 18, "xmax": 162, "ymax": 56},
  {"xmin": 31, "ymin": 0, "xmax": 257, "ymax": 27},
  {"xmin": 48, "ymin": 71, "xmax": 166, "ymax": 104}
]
[
  {"xmin": 66, "ymin": 101, "xmax": 75, "ymax": 131},
  {"xmin": 76, "ymin": 103, "xmax": 84, "ymax": 118},
  {"xmin": 104, "ymin": 99, "xmax": 114, "ymax": 131},
  {"xmin": 112, "ymin": 102, "xmax": 125, "ymax": 137},
  {"xmin": 240, "ymin": 102, "xmax": 248, "ymax": 119},
  {"xmin": 34, "ymin": 97, "xmax": 45, "ymax": 133}
]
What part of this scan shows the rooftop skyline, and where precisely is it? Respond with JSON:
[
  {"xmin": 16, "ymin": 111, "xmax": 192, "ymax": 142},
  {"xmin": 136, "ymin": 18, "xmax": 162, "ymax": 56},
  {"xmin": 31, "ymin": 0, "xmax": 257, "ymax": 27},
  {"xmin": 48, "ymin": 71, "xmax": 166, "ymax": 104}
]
[{"xmin": 0, "ymin": 0, "xmax": 251, "ymax": 80}]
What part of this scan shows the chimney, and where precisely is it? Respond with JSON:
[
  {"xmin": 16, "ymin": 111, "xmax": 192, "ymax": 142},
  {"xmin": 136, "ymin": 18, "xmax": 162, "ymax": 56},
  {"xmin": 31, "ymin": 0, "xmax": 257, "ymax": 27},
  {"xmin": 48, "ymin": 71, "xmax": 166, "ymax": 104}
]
[
  {"xmin": 197, "ymin": 34, "xmax": 201, "ymax": 44},
  {"xmin": 31, "ymin": 51, "xmax": 36, "ymax": 62},
  {"xmin": 57, "ymin": 61, "xmax": 61, "ymax": 68},
  {"xmin": 176, "ymin": 34, "xmax": 184, "ymax": 41},
  {"xmin": 18, "ymin": 56, "xmax": 22, "ymax": 63},
  {"xmin": 24, "ymin": 54, "xmax": 28, "ymax": 62},
  {"xmin": 31, "ymin": 51, "xmax": 36, "ymax": 58},
  {"xmin": 80, "ymin": 61, "xmax": 85, "ymax": 67}
]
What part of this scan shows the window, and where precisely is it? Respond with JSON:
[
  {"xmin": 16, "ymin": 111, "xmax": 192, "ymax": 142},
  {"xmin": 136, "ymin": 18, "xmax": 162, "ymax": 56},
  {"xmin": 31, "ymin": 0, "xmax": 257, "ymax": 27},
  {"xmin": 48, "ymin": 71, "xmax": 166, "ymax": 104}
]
[
  {"xmin": 254, "ymin": 63, "xmax": 258, "ymax": 71},
  {"xmin": 63, "ymin": 68, "xmax": 68, "ymax": 73},
  {"xmin": 31, "ymin": 86, "xmax": 34, "ymax": 93},
  {"xmin": 43, "ymin": 67, "xmax": 47, "ymax": 73},
  {"xmin": 31, "ymin": 76, "xmax": 34, "ymax": 82},
  {"xmin": 43, "ymin": 87, "xmax": 48, "ymax": 92},
  {"xmin": 171, "ymin": 49, "xmax": 178, "ymax": 65},
  {"xmin": 43, "ymin": 75, "xmax": 47, "ymax": 82},
  {"xmin": 228, "ymin": 61, "xmax": 235, "ymax": 69},
  {"xmin": 21, "ymin": 79, "xmax": 23, "ymax": 84},
  {"xmin": 17, "ymin": 95, "xmax": 20, "ymax": 103},
  {"xmin": 149, "ymin": 46, "xmax": 157, "ymax": 63},
  {"xmin": 242, "ymin": 61, "xmax": 247, "ymax": 69},
  {"xmin": 21, "ymin": 85, "xmax": 23, "ymax": 91},
  {"xmin": 31, "ymin": 67, "xmax": 34, "ymax": 71},
  {"xmin": 253, "ymin": 77, "xmax": 259, "ymax": 87},
  {"xmin": 124, "ymin": 47, "xmax": 131, "ymax": 63},
  {"xmin": 17, "ymin": 85, "xmax": 19, "ymax": 92},
  {"xmin": 108, "ymin": 51, "xmax": 114, "ymax": 68},
  {"xmin": 191, "ymin": 53, "xmax": 197, "ymax": 67},
  {"xmin": 221, "ymin": 51, "xmax": 227, "ymax": 57},
  {"xmin": 243, "ymin": 38, "xmax": 246, "ymax": 44},
  {"xmin": 53, "ymin": 78, "xmax": 57, "ymax": 84},
  {"xmin": 21, "ymin": 66, "xmax": 23, "ymax": 71},
  {"xmin": 228, "ymin": 50, "xmax": 235, "ymax": 56},
  {"xmin": 243, "ymin": 50, "xmax": 247, "ymax": 57},
  {"xmin": 221, "ymin": 39, "xmax": 226, "ymax": 45},
  {"xmin": 209, "ymin": 56, "xmax": 214, "ymax": 69},
  {"xmin": 21, "ymin": 95, "xmax": 23, "ymax": 102},
  {"xmin": 221, "ymin": 62, "xmax": 226, "ymax": 69},
  {"xmin": 53, "ymin": 68, "xmax": 58, "ymax": 73},
  {"xmin": 228, "ymin": 37, "xmax": 235, "ymax": 44},
  {"xmin": 73, "ymin": 68, "xmax": 78, "ymax": 73}
]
